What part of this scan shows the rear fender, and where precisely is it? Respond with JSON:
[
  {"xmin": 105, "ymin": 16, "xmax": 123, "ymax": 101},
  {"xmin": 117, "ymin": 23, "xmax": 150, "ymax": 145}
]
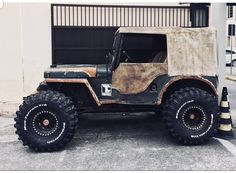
[{"xmin": 157, "ymin": 76, "xmax": 218, "ymax": 105}]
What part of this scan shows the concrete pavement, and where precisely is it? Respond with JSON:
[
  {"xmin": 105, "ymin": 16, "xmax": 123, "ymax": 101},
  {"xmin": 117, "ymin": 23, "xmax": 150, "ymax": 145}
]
[{"xmin": 1, "ymin": 111, "xmax": 236, "ymax": 170}]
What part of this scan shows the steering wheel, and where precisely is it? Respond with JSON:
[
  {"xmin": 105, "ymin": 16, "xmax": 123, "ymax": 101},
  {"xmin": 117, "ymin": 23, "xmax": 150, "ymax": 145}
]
[{"xmin": 122, "ymin": 51, "xmax": 133, "ymax": 62}]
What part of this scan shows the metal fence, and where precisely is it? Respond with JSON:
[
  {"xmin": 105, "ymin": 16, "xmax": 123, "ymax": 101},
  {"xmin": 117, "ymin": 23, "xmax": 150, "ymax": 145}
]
[{"xmin": 52, "ymin": 4, "xmax": 191, "ymax": 27}]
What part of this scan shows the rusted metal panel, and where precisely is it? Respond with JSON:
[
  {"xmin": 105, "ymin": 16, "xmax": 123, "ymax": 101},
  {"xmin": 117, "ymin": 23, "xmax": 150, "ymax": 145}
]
[
  {"xmin": 99, "ymin": 99, "xmax": 120, "ymax": 104},
  {"xmin": 45, "ymin": 66, "xmax": 97, "ymax": 77},
  {"xmin": 112, "ymin": 63, "xmax": 168, "ymax": 94},
  {"xmin": 118, "ymin": 27, "xmax": 218, "ymax": 76},
  {"xmin": 45, "ymin": 78, "xmax": 101, "ymax": 106}
]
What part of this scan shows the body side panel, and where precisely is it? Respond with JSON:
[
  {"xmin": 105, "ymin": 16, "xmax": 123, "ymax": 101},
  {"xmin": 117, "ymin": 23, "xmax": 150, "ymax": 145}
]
[
  {"xmin": 44, "ymin": 75, "xmax": 217, "ymax": 106},
  {"xmin": 112, "ymin": 63, "xmax": 168, "ymax": 94}
]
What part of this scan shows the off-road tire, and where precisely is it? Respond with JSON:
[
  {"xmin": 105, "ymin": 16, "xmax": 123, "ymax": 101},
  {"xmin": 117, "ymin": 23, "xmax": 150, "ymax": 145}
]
[
  {"xmin": 162, "ymin": 87, "xmax": 218, "ymax": 145},
  {"xmin": 14, "ymin": 90, "xmax": 78, "ymax": 152}
]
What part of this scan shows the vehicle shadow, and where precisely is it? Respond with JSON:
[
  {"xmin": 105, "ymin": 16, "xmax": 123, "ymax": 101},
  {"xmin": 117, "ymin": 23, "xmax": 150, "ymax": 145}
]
[{"xmin": 67, "ymin": 112, "xmax": 175, "ymax": 149}]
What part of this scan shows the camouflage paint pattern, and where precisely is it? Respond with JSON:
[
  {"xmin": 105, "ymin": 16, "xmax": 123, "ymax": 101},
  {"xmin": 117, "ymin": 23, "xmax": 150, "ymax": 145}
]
[
  {"xmin": 112, "ymin": 63, "xmax": 168, "ymax": 94},
  {"xmin": 118, "ymin": 27, "xmax": 218, "ymax": 76}
]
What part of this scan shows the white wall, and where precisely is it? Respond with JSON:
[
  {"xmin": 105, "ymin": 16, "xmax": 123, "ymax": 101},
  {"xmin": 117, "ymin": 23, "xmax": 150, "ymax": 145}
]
[
  {"xmin": 210, "ymin": 3, "xmax": 226, "ymax": 96},
  {"xmin": 0, "ymin": 4, "xmax": 23, "ymax": 103},
  {"xmin": 0, "ymin": 3, "xmax": 51, "ymax": 116},
  {"xmin": 21, "ymin": 3, "xmax": 51, "ymax": 96}
]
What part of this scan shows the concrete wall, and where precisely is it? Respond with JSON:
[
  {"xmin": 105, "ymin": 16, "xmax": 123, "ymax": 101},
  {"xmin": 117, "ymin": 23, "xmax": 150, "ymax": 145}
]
[
  {"xmin": 210, "ymin": 3, "xmax": 226, "ymax": 97},
  {"xmin": 21, "ymin": 3, "xmax": 51, "ymax": 96},
  {"xmin": 0, "ymin": 3, "xmax": 51, "ymax": 116}
]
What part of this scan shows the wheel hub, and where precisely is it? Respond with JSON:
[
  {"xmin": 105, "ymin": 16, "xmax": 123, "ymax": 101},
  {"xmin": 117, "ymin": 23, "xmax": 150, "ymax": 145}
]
[
  {"xmin": 42, "ymin": 119, "xmax": 49, "ymax": 126},
  {"xmin": 189, "ymin": 113, "xmax": 195, "ymax": 120},
  {"xmin": 182, "ymin": 106, "xmax": 207, "ymax": 130},
  {"xmin": 32, "ymin": 111, "xmax": 58, "ymax": 136}
]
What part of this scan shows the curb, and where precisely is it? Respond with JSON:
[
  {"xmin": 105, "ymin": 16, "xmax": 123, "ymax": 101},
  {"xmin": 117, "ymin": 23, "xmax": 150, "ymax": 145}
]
[{"xmin": 226, "ymin": 76, "xmax": 236, "ymax": 82}]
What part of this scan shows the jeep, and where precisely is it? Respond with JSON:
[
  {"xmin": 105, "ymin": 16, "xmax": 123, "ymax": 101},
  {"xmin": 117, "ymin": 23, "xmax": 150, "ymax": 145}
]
[{"xmin": 14, "ymin": 27, "xmax": 219, "ymax": 152}]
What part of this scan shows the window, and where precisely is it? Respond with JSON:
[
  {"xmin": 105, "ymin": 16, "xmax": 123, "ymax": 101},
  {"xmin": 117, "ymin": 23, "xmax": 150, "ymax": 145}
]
[
  {"xmin": 190, "ymin": 4, "xmax": 209, "ymax": 27},
  {"xmin": 228, "ymin": 6, "xmax": 233, "ymax": 18},
  {"xmin": 120, "ymin": 34, "xmax": 167, "ymax": 63}
]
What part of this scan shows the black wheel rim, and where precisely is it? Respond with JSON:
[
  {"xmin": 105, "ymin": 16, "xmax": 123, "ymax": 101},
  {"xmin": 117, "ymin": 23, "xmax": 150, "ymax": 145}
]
[
  {"xmin": 32, "ymin": 111, "xmax": 59, "ymax": 136},
  {"xmin": 182, "ymin": 106, "xmax": 207, "ymax": 130}
]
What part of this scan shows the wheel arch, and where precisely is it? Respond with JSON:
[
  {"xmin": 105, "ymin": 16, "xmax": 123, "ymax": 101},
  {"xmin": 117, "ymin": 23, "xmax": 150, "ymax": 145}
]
[
  {"xmin": 157, "ymin": 76, "xmax": 218, "ymax": 105},
  {"xmin": 37, "ymin": 79, "xmax": 101, "ymax": 106}
]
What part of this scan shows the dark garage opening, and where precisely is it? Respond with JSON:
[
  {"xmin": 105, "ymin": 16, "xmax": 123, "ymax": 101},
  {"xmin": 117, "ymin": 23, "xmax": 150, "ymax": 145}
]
[{"xmin": 53, "ymin": 27, "xmax": 117, "ymax": 64}]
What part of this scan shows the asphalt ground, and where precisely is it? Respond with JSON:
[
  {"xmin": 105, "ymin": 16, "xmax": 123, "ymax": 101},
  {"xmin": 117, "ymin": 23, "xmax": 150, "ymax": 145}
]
[{"xmin": 0, "ymin": 67, "xmax": 236, "ymax": 171}]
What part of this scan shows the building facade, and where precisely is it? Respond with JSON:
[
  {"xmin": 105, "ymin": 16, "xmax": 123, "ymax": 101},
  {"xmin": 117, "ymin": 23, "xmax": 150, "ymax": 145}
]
[{"xmin": 226, "ymin": 5, "xmax": 236, "ymax": 49}]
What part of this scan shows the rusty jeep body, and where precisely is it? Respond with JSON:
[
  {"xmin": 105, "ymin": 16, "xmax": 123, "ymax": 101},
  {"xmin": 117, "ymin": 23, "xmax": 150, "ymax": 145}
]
[{"xmin": 15, "ymin": 27, "xmax": 219, "ymax": 152}]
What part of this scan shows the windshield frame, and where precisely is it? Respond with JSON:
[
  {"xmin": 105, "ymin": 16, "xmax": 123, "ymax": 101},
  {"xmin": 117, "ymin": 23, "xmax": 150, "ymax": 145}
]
[{"xmin": 110, "ymin": 33, "xmax": 122, "ymax": 69}]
